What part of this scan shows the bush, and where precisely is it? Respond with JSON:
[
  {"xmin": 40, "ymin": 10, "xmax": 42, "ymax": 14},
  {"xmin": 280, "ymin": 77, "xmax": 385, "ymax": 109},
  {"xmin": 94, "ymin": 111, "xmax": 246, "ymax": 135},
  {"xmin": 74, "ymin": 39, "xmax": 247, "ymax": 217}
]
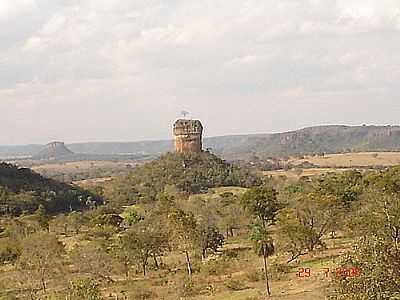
[
  {"xmin": 270, "ymin": 263, "xmax": 292, "ymax": 280},
  {"xmin": 222, "ymin": 249, "xmax": 239, "ymax": 259},
  {"xmin": 225, "ymin": 278, "xmax": 248, "ymax": 291},
  {"xmin": 245, "ymin": 270, "xmax": 263, "ymax": 282},
  {"xmin": 0, "ymin": 238, "xmax": 20, "ymax": 264},
  {"xmin": 69, "ymin": 278, "xmax": 101, "ymax": 300},
  {"xmin": 202, "ymin": 259, "xmax": 229, "ymax": 276}
]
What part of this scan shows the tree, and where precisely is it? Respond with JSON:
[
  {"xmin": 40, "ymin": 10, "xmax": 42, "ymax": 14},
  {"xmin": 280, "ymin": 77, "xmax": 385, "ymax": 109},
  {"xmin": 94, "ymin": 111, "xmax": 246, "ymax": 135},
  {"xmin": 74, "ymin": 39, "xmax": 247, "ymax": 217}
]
[
  {"xmin": 17, "ymin": 232, "xmax": 64, "ymax": 295},
  {"xmin": 167, "ymin": 208, "xmax": 198, "ymax": 281},
  {"xmin": 331, "ymin": 188, "xmax": 400, "ymax": 299},
  {"xmin": 35, "ymin": 204, "xmax": 50, "ymax": 232},
  {"xmin": 250, "ymin": 224, "xmax": 275, "ymax": 297},
  {"xmin": 197, "ymin": 224, "xmax": 224, "ymax": 261},
  {"xmin": 241, "ymin": 187, "xmax": 281, "ymax": 297},
  {"xmin": 70, "ymin": 244, "xmax": 115, "ymax": 282},
  {"xmin": 118, "ymin": 220, "xmax": 169, "ymax": 277},
  {"xmin": 241, "ymin": 186, "xmax": 282, "ymax": 228},
  {"xmin": 66, "ymin": 211, "xmax": 86, "ymax": 234},
  {"xmin": 276, "ymin": 191, "xmax": 344, "ymax": 264},
  {"xmin": 217, "ymin": 193, "xmax": 246, "ymax": 237},
  {"xmin": 330, "ymin": 237, "xmax": 400, "ymax": 300},
  {"xmin": 296, "ymin": 192, "xmax": 344, "ymax": 243},
  {"xmin": 348, "ymin": 189, "xmax": 400, "ymax": 246},
  {"xmin": 276, "ymin": 208, "xmax": 318, "ymax": 263}
]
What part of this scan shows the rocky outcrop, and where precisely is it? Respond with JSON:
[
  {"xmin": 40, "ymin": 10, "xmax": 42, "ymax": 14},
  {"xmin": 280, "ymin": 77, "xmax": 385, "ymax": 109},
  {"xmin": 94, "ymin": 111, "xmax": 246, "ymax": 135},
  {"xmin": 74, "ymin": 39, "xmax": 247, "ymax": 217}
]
[
  {"xmin": 33, "ymin": 142, "xmax": 74, "ymax": 160},
  {"xmin": 173, "ymin": 119, "xmax": 203, "ymax": 153}
]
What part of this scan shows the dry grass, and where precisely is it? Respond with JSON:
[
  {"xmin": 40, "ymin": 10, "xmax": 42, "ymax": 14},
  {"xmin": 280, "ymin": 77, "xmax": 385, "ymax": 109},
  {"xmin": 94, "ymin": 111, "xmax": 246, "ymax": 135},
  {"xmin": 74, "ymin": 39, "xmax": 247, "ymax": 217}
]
[
  {"xmin": 73, "ymin": 177, "xmax": 114, "ymax": 187},
  {"xmin": 263, "ymin": 152, "xmax": 400, "ymax": 179},
  {"xmin": 291, "ymin": 152, "xmax": 400, "ymax": 168},
  {"xmin": 263, "ymin": 168, "xmax": 348, "ymax": 179},
  {"xmin": 31, "ymin": 160, "xmax": 136, "ymax": 173}
]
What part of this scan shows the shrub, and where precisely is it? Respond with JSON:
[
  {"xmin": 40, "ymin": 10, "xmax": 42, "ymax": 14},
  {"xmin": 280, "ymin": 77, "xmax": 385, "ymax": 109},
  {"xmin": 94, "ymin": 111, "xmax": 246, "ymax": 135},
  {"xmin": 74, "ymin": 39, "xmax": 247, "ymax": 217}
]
[
  {"xmin": 177, "ymin": 278, "xmax": 200, "ymax": 298},
  {"xmin": 69, "ymin": 278, "xmax": 101, "ymax": 300},
  {"xmin": 0, "ymin": 238, "xmax": 20, "ymax": 264},
  {"xmin": 222, "ymin": 249, "xmax": 239, "ymax": 259},
  {"xmin": 202, "ymin": 259, "xmax": 229, "ymax": 276},
  {"xmin": 245, "ymin": 270, "xmax": 263, "ymax": 282},
  {"xmin": 225, "ymin": 278, "xmax": 248, "ymax": 291},
  {"xmin": 270, "ymin": 263, "xmax": 292, "ymax": 280}
]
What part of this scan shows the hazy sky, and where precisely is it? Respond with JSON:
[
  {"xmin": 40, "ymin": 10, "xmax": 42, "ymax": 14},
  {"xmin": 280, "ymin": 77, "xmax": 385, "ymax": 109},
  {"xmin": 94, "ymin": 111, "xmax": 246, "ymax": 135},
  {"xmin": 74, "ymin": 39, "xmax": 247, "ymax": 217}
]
[{"xmin": 1, "ymin": 0, "xmax": 400, "ymax": 144}]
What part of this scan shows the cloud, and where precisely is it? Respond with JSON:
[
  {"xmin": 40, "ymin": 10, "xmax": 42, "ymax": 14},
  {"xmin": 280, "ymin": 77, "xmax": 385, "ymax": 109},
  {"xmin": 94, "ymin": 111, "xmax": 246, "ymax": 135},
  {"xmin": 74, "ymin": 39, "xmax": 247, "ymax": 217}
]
[
  {"xmin": 0, "ymin": 0, "xmax": 400, "ymax": 144},
  {"xmin": 0, "ymin": 0, "xmax": 37, "ymax": 21}
]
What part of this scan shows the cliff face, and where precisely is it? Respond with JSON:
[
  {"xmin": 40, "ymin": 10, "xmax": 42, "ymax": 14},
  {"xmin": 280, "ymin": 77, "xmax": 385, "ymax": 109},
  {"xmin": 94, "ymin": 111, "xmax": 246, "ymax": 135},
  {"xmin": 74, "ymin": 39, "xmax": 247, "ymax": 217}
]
[
  {"xmin": 33, "ymin": 142, "xmax": 74, "ymax": 160},
  {"xmin": 173, "ymin": 119, "xmax": 203, "ymax": 153}
]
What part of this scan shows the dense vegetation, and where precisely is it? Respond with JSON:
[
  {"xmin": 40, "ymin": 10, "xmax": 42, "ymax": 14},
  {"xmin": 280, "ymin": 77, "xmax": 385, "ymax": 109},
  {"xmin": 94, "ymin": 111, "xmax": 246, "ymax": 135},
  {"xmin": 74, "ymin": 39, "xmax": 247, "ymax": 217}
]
[
  {"xmin": 100, "ymin": 152, "xmax": 262, "ymax": 205},
  {"xmin": 0, "ymin": 163, "xmax": 102, "ymax": 216}
]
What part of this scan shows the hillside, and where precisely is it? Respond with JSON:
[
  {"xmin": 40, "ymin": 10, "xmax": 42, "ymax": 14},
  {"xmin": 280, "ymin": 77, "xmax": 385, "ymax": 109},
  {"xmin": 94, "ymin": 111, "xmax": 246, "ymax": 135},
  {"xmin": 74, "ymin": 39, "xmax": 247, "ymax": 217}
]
[
  {"xmin": 2, "ymin": 125, "xmax": 400, "ymax": 160},
  {"xmin": 0, "ymin": 163, "xmax": 101, "ymax": 215},
  {"xmin": 207, "ymin": 125, "xmax": 400, "ymax": 159},
  {"xmin": 101, "ymin": 152, "xmax": 262, "ymax": 205}
]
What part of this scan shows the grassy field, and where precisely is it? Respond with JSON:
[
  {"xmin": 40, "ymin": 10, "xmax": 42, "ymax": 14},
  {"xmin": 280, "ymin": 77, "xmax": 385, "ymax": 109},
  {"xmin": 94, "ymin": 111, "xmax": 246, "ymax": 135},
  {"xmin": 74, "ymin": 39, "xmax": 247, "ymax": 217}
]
[
  {"xmin": 290, "ymin": 151, "xmax": 400, "ymax": 168},
  {"xmin": 263, "ymin": 168, "xmax": 349, "ymax": 179},
  {"xmin": 263, "ymin": 152, "xmax": 400, "ymax": 179},
  {"xmin": 31, "ymin": 160, "xmax": 137, "ymax": 173}
]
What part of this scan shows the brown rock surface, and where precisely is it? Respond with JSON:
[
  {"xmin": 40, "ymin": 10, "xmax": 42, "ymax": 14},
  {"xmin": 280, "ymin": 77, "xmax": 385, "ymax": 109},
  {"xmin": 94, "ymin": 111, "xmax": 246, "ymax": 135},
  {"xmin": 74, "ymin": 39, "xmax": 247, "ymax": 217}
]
[{"xmin": 173, "ymin": 119, "xmax": 203, "ymax": 153}]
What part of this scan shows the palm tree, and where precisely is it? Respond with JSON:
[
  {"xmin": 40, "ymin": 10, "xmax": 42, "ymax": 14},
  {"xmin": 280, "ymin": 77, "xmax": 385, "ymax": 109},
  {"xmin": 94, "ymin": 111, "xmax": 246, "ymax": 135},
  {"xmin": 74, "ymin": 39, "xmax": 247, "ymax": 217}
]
[{"xmin": 250, "ymin": 224, "xmax": 275, "ymax": 297}]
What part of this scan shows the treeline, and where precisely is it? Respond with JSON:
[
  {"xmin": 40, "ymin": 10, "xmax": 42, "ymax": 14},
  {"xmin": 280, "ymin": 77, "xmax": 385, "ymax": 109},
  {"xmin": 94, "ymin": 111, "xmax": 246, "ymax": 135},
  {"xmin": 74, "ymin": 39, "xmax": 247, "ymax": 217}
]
[{"xmin": 0, "ymin": 163, "xmax": 102, "ymax": 216}]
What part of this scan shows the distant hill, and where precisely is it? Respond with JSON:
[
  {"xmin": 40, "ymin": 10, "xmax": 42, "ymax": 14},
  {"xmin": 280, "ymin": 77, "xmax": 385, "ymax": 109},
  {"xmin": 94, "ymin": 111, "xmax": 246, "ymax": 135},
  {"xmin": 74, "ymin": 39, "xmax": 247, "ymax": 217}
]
[
  {"xmin": 2, "ymin": 125, "xmax": 400, "ymax": 160},
  {"xmin": 33, "ymin": 142, "xmax": 74, "ymax": 160},
  {"xmin": 206, "ymin": 125, "xmax": 400, "ymax": 159}
]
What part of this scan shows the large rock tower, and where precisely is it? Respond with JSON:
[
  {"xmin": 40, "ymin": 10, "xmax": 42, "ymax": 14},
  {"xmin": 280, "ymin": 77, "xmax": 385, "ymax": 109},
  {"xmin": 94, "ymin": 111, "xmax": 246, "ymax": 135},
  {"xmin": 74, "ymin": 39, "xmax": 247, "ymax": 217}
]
[{"xmin": 173, "ymin": 119, "xmax": 203, "ymax": 153}]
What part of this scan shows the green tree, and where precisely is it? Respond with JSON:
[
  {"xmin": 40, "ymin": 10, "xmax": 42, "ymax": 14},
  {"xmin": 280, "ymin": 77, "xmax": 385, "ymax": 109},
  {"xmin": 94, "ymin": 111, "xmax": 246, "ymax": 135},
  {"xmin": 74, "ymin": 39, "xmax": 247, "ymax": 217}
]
[
  {"xmin": 118, "ymin": 220, "xmax": 169, "ymax": 276},
  {"xmin": 167, "ymin": 208, "xmax": 198, "ymax": 281},
  {"xmin": 66, "ymin": 211, "xmax": 86, "ymax": 234},
  {"xmin": 276, "ymin": 208, "xmax": 317, "ymax": 263},
  {"xmin": 217, "ymin": 193, "xmax": 246, "ymax": 237},
  {"xmin": 330, "ymin": 237, "xmax": 400, "ymax": 300},
  {"xmin": 241, "ymin": 186, "xmax": 282, "ymax": 228},
  {"xmin": 331, "ymin": 188, "xmax": 400, "ymax": 299},
  {"xmin": 197, "ymin": 224, "xmax": 224, "ymax": 260},
  {"xmin": 276, "ymin": 188, "xmax": 344, "ymax": 264},
  {"xmin": 241, "ymin": 187, "xmax": 281, "ymax": 297}
]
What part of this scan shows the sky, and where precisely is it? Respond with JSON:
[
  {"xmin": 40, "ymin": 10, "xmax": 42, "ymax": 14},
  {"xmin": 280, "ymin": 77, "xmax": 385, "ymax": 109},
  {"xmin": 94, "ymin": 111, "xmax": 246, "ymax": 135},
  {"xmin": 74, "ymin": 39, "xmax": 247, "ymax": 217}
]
[{"xmin": 1, "ymin": 0, "xmax": 400, "ymax": 145}]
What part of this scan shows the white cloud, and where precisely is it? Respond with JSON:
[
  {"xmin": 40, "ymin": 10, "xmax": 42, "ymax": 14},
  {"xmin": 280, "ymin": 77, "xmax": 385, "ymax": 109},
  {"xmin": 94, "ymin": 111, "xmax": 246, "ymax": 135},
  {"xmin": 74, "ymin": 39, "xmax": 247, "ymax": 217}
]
[
  {"xmin": 0, "ymin": 0, "xmax": 37, "ymax": 20},
  {"xmin": 1, "ymin": 0, "xmax": 400, "ymax": 144}
]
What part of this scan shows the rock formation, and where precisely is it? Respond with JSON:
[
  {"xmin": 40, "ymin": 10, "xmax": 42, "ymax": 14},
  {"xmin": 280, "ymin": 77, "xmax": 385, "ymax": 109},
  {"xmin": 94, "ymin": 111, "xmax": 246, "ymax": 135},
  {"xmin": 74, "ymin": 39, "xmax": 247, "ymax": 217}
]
[
  {"xmin": 173, "ymin": 119, "xmax": 203, "ymax": 153},
  {"xmin": 33, "ymin": 142, "xmax": 74, "ymax": 160}
]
